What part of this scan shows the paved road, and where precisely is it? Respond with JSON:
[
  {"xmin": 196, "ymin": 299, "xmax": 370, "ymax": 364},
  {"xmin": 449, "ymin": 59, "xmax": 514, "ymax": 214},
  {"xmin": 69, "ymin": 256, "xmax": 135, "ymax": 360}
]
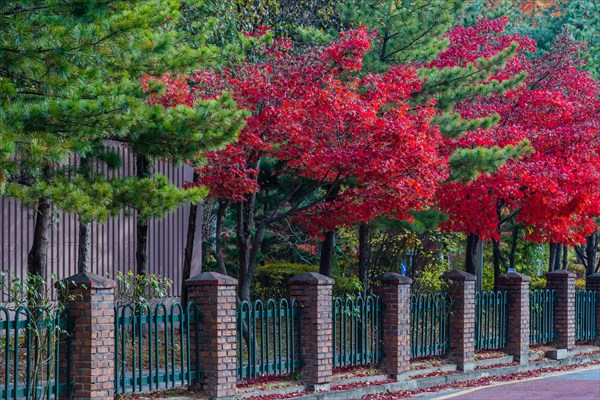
[{"xmin": 416, "ymin": 366, "xmax": 600, "ymax": 400}]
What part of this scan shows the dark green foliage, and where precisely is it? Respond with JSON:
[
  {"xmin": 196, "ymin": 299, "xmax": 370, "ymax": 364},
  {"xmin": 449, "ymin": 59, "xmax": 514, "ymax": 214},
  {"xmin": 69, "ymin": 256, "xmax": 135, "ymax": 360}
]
[
  {"xmin": 0, "ymin": 1, "xmax": 245, "ymax": 277},
  {"xmin": 253, "ymin": 263, "xmax": 361, "ymax": 299}
]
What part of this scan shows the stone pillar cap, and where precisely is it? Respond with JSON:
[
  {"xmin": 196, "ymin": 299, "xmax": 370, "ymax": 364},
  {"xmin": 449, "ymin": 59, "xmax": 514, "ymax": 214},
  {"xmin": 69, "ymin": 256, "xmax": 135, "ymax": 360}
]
[
  {"xmin": 441, "ymin": 270, "xmax": 476, "ymax": 281},
  {"xmin": 61, "ymin": 272, "xmax": 117, "ymax": 289},
  {"xmin": 586, "ymin": 272, "xmax": 600, "ymax": 281},
  {"xmin": 545, "ymin": 269, "xmax": 576, "ymax": 279},
  {"xmin": 376, "ymin": 272, "xmax": 412, "ymax": 285},
  {"xmin": 288, "ymin": 272, "xmax": 334, "ymax": 285},
  {"xmin": 498, "ymin": 272, "xmax": 531, "ymax": 282},
  {"xmin": 185, "ymin": 271, "xmax": 238, "ymax": 286}
]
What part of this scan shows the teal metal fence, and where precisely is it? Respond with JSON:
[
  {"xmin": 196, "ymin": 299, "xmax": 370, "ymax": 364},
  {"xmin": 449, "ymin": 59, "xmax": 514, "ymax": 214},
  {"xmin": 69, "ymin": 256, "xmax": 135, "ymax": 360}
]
[
  {"xmin": 114, "ymin": 302, "xmax": 200, "ymax": 395},
  {"xmin": 410, "ymin": 292, "xmax": 450, "ymax": 359},
  {"xmin": 475, "ymin": 290, "xmax": 509, "ymax": 350},
  {"xmin": 529, "ymin": 289, "xmax": 556, "ymax": 345},
  {"xmin": 332, "ymin": 295, "xmax": 383, "ymax": 368},
  {"xmin": 237, "ymin": 299, "xmax": 301, "ymax": 380},
  {"xmin": 0, "ymin": 307, "xmax": 71, "ymax": 400},
  {"xmin": 575, "ymin": 290, "xmax": 598, "ymax": 342}
]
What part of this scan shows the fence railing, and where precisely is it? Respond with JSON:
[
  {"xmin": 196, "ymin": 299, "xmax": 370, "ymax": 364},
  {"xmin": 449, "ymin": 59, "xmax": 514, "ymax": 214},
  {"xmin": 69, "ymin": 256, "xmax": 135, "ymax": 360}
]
[
  {"xmin": 114, "ymin": 302, "xmax": 200, "ymax": 395},
  {"xmin": 529, "ymin": 289, "xmax": 556, "ymax": 345},
  {"xmin": 237, "ymin": 299, "xmax": 301, "ymax": 380},
  {"xmin": 0, "ymin": 307, "xmax": 71, "ymax": 400},
  {"xmin": 332, "ymin": 295, "xmax": 383, "ymax": 368},
  {"xmin": 475, "ymin": 290, "xmax": 509, "ymax": 351},
  {"xmin": 575, "ymin": 290, "xmax": 598, "ymax": 342},
  {"xmin": 410, "ymin": 292, "xmax": 451, "ymax": 358}
]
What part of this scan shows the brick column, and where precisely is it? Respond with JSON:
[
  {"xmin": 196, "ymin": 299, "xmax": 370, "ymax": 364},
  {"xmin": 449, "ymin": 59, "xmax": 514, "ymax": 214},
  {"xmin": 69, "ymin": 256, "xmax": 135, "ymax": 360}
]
[
  {"xmin": 185, "ymin": 272, "xmax": 237, "ymax": 399},
  {"xmin": 288, "ymin": 272, "xmax": 334, "ymax": 391},
  {"xmin": 373, "ymin": 272, "xmax": 412, "ymax": 379},
  {"xmin": 497, "ymin": 272, "xmax": 530, "ymax": 364},
  {"xmin": 546, "ymin": 270, "xmax": 576, "ymax": 357},
  {"xmin": 441, "ymin": 270, "xmax": 476, "ymax": 371},
  {"xmin": 61, "ymin": 272, "xmax": 116, "ymax": 400},
  {"xmin": 586, "ymin": 273, "xmax": 600, "ymax": 343}
]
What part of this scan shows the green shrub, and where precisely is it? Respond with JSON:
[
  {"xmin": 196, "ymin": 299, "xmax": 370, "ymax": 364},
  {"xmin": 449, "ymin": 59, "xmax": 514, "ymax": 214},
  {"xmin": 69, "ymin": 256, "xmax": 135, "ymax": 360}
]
[{"xmin": 252, "ymin": 263, "xmax": 362, "ymax": 300}]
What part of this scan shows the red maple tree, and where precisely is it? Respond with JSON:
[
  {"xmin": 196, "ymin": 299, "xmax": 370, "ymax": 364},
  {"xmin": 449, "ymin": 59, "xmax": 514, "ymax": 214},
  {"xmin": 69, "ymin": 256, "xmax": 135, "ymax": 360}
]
[
  {"xmin": 436, "ymin": 18, "xmax": 600, "ymax": 272},
  {"xmin": 185, "ymin": 28, "xmax": 447, "ymax": 298}
]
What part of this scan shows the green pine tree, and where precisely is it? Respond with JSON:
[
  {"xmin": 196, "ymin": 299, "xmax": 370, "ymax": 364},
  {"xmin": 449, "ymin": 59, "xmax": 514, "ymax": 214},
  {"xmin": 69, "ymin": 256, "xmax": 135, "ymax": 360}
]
[{"xmin": 0, "ymin": 1, "xmax": 245, "ymax": 282}]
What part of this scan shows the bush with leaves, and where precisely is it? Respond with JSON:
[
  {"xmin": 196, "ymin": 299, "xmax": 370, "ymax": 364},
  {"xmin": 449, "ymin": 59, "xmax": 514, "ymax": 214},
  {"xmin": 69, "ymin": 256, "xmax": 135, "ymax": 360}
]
[
  {"xmin": 113, "ymin": 271, "xmax": 173, "ymax": 309},
  {"xmin": 0, "ymin": 272, "xmax": 78, "ymax": 398}
]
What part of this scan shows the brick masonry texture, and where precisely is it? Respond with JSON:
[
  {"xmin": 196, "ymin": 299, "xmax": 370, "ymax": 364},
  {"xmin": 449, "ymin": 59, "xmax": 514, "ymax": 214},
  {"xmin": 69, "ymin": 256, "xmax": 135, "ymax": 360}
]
[
  {"xmin": 186, "ymin": 272, "xmax": 238, "ymax": 399},
  {"xmin": 546, "ymin": 270, "xmax": 576, "ymax": 350},
  {"xmin": 374, "ymin": 272, "xmax": 412, "ymax": 378},
  {"xmin": 497, "ymin": 272, "xmax": 531, "ymax": 362},
  {"xmin": 442, "ymin": 270, "xmax": 476, "ymax": 371},
  {"xmin": 289, "ymin": 272, "xmax": 334, "ymax": 386},
  {"xmin": 62, "ymin": 272, "xmax": 116, "ymax": 400}
]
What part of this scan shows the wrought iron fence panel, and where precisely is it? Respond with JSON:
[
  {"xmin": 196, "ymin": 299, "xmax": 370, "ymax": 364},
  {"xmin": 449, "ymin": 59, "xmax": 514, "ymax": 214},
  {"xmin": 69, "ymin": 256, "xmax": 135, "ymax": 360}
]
[
  {"xmin": 114, "ymin": 302, "xmax": 200, "ymax": 395},
  {"xmin": 410, "ymin": 292, "xmax": 450, "ymax": 358},
  {"xmin": 575, "ymin": 290, "xmax": 597, "ymax": 342},
  {"xmin": 0, "ymin": 306, "xmax": 71, "ymax": 400},
  {"xmin": 529, "ymin": 289, "xmax": 556, "ymax": 345},
  {"xmin": 332, "ymin": 295, "xmax": 383, "ymax": 368},
  {"xmin": 237, "ymin": 298, "xmax": 301, "ymax": 380},
  {"xmin": 475, "ymin": 290, "xmax": 509, "ymax": 351}
]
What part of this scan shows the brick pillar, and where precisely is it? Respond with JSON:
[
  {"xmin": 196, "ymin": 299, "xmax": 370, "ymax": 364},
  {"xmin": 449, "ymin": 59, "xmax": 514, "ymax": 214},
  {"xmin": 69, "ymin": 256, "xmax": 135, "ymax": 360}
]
[
  {"xmin": 288, "ymin": 272, "xmax": 334, "ymax": 391},
  {"xmin": 497, "ymin": 272, "xmax": 530, "ymax": 364},
  {"xmin": 61, "ymin": 272, "xmax": 116, "ymax": 400},
  {"xmin": 185, "ymin": 272, "xmax": 237, "ymax": 400},
  {"xmin": 373, "ymin": 272, "xmax": 412, "ymax": 379},
  {"xmin": 546, "ymin": 270, "xmax": 576, "ymax": 356},
  {"xmin": 586, "ymin": 273, "xmax": 600, "ymax": 343},
  {"xmin": 441, "ymin": 270, "xmax": 476, "ymax": 371}
]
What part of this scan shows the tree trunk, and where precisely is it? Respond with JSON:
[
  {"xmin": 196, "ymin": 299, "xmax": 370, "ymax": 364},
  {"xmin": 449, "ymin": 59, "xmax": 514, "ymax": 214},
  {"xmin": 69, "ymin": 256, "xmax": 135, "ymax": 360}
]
[
  {"xmin": 27, "ymin": 196, "xmax": 52, "ymax": 304},
  {"xmin": 466, "ymin": 234, "xmax": 482, "ymax": 291},
  {"xmin": 215, "ymin": 201, "xmax": 229, "ymax": 276},
  {"xmin": 77, "ymin": 157, "xmax": 92, "ymax": 274},
  {"xmin": 358, "ymin": 222, "xmax": 370, "ymax": 290},
  {"xmin": 585, "ymin": 234, "xmax": 597, "ymax": 276},
  {"xmin": 77, "ymin": 220, "xmax": 91, "ymax": 274},
  {"xmin": 237, "ymin": 196, "xmax": 255, "ymax": 302},
  {"xmin": 550, "ymin": 242, "xmax": 562, "ymax": 272},
  {"xmin": 491, "ymin": 239, "xmax": 507, "ymax": 290},
  {"xmin": 508, "ymin": 224, "xmax": 519, "ymax": 270},
  {"xmin": 562, "ymin": 244, "xmax": 568, "ymax": 270},
  {"xmin": 28, "ymin": 198, "xmax": 52, "ymax": 278},
  {"xmin": 549, "ymin": 243, "xmax": 555, "ymax": 272},
  {"xmin": 181, "ymin": 201, "xmax": 199, "ymax": 307},
  {"xmin": 319, "ymin": 230, "xmax": 336, "ymax": 277},
  {"xmin": 135, "ymin": 154, "xmax": 153, "ymax": 275}
]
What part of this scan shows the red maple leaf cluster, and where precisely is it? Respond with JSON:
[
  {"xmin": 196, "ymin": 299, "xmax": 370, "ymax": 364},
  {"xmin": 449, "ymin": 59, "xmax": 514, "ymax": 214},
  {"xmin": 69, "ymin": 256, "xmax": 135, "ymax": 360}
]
[{"xmin": 437, "ymin": 18, "xmax": 600, "ymax": 245}]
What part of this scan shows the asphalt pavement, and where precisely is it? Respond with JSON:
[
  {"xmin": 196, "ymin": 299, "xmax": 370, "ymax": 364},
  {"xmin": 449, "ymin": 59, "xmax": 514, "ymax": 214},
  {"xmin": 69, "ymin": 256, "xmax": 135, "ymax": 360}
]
[{"xmin": 415, "ymin": 366, "xmax": 600, "ymax": 400}]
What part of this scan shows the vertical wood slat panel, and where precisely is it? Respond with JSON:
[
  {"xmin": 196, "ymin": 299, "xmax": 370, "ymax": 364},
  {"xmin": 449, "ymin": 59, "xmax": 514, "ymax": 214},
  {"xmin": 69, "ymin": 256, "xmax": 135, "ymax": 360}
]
[{"xmin": 0, "ymin": 146, "xmax": 193, "ymax": 302}]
